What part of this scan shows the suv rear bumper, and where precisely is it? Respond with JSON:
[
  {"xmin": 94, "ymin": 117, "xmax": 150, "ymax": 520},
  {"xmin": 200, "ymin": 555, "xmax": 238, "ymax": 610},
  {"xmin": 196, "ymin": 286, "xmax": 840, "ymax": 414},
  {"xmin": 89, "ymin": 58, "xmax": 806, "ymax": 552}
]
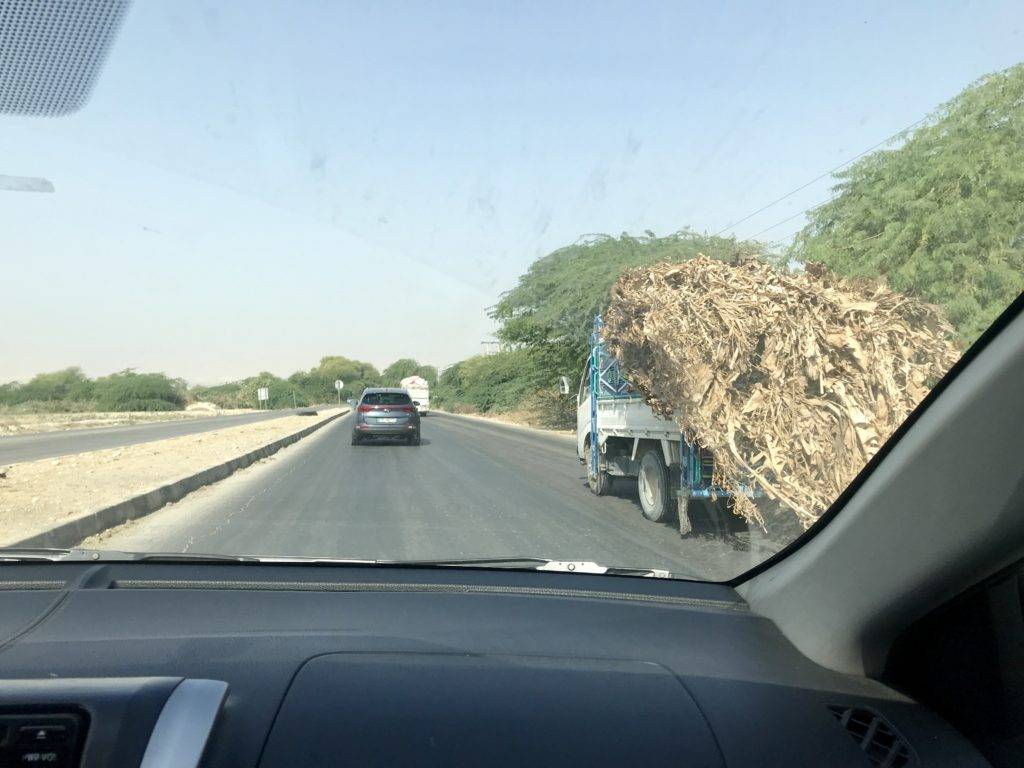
[{"xmin": 355, "ymin": 423, "xmax": 418, "ymax": 436}]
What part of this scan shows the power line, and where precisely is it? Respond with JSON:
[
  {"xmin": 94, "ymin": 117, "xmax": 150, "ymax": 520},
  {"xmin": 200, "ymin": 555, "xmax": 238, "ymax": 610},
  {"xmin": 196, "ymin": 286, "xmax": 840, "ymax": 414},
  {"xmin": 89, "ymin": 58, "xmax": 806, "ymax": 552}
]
[
  {"xmin": 712, "ymin": 115, "xmax": 930, "ymax": 238},
  {"xmin": 747, "ymin": 207, "xmax": 814, "ymax": 240}
]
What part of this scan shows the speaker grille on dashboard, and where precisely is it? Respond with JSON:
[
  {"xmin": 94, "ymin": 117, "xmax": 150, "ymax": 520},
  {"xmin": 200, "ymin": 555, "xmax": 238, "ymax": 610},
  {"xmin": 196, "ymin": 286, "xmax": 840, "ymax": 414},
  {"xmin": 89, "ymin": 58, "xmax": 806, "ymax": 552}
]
[{"xmin": 0, "ymin": 0, "xmax": 131, "ymax": 116}]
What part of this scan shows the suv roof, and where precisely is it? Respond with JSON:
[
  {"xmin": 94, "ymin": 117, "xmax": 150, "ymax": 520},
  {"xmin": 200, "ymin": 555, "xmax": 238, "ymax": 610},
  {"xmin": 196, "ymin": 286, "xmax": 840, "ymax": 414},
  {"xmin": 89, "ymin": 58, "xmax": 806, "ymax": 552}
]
[{"xmin": 361, "ymin": 387, "xmax": 407, "ymax": 395}]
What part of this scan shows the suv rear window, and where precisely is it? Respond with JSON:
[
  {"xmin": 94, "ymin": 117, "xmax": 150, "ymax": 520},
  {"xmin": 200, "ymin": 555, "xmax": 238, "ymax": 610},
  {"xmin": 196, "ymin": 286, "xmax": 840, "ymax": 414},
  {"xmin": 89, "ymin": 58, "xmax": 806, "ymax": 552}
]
[{"xmin": 362, "ymin": 392, "xmax": 412, "ymax": 405}]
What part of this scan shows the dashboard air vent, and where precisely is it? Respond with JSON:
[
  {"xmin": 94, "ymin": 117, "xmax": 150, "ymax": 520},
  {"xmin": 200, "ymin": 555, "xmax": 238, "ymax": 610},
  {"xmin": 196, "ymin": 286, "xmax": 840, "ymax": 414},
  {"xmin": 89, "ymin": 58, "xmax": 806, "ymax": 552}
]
[{"xmin": 828, "ymin": 705, "xmax": 914, "ymax": 767}]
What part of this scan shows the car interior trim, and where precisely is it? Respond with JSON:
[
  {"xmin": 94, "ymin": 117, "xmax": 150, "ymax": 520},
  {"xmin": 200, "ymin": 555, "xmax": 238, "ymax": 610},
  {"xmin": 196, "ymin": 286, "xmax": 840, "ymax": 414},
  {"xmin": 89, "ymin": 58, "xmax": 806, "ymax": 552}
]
[
  {"xmin": 139, "ymin": 679, "xmax": 228, "ymax": 768},
  {"xmin": 110, "ymin": 578, "xmax": 750, "ymax": 611}
]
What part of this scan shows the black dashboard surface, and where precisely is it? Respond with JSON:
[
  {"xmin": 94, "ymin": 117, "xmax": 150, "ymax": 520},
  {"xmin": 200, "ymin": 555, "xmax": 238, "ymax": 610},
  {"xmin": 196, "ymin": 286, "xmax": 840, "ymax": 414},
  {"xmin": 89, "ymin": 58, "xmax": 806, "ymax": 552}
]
[{"xmin": 0, "ymin": 563, "xmax": 988, "ymax": 767}]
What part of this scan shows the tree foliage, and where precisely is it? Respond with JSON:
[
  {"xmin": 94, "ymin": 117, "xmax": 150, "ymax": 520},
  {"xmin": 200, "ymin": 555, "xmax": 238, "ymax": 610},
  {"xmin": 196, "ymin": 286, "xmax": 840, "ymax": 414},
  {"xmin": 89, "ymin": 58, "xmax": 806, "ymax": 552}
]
[
  {"xmin": 432, "ymin": 350, "xmax": 545, "ymax": 413},
  {"xmin": 492, "ymin": 231, "xmax": 758, "ymax": 357},
  {"xmin": 288, "ymin": 356, "xmax": 381, "ymax": 402},
  {"xmin": 792, "ymin": 63, "xmax": 1024, "ymax": 343},
  {"xmin": 381, "ymin": 358, "xmax": 438, "ymax": 387},
  {"xmin": 15, "ymin": 367, "xmax": 94, "ymax": 404},
  {"xmin": 467, "ymin": 231, "xmax": 762, "ymax": 422},
  {"xmin": 0, "ymin": 368, "xmax": 188, "ymax": 412},
  {"xmin": 92, "ymin": 370, "xmax": 186, "ymax": 411}
]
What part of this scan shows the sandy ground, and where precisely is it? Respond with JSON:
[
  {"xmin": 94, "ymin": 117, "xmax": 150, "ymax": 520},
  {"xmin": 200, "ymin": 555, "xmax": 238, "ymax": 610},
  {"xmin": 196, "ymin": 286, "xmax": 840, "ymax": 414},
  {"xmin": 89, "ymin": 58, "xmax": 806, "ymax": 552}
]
[
  {"xmin": 0, "ymin": 408, "xmax": 344, "ymax": 547},
  {"xmin": 433, "ymin": 408, "xmax": 575, "ymax": 438},
  {"xmin": 0, "ymin": 407, "xmax": 256, "ymax": 436}
]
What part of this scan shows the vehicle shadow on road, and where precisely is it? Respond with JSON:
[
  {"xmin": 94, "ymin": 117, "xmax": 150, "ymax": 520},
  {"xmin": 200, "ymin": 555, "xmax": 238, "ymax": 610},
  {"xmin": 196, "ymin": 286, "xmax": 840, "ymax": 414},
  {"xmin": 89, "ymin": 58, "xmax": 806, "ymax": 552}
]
[
  {"xmin": 354, "ymin": 438, "xmax": 432, "ymax": 447},
  {"xmin": 577, "ymin": 475, "xmax": 754, "ymax": 549}
]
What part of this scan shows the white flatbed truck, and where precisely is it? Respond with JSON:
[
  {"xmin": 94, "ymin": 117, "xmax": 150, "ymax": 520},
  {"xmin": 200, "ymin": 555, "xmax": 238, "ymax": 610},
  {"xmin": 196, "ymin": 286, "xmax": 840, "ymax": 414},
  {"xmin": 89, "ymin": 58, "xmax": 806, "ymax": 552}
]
[{"xmin": 563, "ymin": 315, "xmax": 754, "ymax": 535}]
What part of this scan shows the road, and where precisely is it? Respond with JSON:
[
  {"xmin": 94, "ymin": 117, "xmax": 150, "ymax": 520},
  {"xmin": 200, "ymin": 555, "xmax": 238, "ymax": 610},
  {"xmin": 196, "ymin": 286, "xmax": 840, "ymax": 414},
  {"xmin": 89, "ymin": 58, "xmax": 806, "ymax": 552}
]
[
  {"xmin": 89, "ymin": 412, "xmax": 781, "ymax": 580},
  {"xmin": 0, "ymin": 408, "xmax": 325, "ymax": 465}
]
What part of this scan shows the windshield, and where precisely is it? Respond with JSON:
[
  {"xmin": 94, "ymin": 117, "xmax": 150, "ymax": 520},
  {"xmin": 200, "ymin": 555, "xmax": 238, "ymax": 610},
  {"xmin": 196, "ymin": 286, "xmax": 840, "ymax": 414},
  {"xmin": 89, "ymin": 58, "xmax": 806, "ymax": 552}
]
[
  {"xmin": 362, "ymin": 392, "xmax": 413, "ymax": 406},
  {"xmin": 1, "ymin": 2, "xmax": 1021, "ymax": 581}
]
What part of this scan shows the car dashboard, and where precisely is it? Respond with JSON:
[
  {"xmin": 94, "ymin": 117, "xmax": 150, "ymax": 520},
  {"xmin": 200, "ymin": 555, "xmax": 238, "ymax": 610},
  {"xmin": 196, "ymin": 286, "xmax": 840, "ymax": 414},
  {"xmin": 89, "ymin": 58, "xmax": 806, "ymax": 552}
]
[{"xmin": 0, "ymin": 563, "xmax": 987, "ymax": 767}]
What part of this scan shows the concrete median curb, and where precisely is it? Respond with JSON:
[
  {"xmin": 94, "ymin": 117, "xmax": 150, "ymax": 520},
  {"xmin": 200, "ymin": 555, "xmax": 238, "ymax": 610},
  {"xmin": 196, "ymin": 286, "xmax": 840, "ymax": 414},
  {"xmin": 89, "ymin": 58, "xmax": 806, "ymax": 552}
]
[{"xmin": 11, "ymin": 408, "xmax": 351, "ymax": 549}]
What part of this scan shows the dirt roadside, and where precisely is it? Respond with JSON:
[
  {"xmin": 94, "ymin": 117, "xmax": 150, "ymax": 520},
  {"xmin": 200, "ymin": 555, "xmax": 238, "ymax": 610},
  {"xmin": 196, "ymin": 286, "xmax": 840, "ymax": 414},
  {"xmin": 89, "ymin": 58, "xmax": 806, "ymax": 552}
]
[
  {"xmin": 433, "ymin": 409, "xmax": 575, "ymax": 439},
  {"xmin": 0, "ymin": 408, "xmax": 345, "ymax": 547},
  {"xmin": 0, "ymin": 406, "xmax": 256, "ymax": 436}
]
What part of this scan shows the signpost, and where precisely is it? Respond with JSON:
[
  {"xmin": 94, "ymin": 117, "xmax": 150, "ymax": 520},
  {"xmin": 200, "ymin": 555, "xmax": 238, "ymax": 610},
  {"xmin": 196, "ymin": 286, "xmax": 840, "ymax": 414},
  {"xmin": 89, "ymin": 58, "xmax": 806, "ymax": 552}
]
[
  {"xmin": 257, "ymin": 386, "xmax": 270, "ymax": 409},
  {"xmin": 334, "ymin": 379, "xmax": 344, "ymax": 406}
]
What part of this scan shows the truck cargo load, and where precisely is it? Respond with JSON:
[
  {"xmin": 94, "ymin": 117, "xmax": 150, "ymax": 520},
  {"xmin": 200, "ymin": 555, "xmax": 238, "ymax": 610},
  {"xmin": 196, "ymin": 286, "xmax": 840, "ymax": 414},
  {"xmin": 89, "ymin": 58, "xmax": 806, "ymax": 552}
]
[
  {"xmin": 602, "ymin": 257, "xmax": 960, "ymax": 528},
  {"xmin": 400, "ymin": 375, "xmax": 430, "ymax": 415}
]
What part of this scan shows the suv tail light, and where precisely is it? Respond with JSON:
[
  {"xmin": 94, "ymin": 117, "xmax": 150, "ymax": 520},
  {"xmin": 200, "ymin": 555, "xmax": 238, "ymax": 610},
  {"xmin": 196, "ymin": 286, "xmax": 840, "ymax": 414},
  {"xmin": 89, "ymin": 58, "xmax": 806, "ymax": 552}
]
[
  {"xmin": 399, "ymin": 405, "xmax": 415, "ymax": 413},
  {"xmin": 357, "ymin": 404, "xmax": 373, "ymax": 413}
]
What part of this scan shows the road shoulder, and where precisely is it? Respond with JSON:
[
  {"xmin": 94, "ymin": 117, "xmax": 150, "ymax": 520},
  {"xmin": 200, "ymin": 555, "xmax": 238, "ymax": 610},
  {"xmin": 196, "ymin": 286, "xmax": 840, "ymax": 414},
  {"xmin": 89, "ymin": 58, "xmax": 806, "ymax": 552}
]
[
  {"xmin": 0, "ymin": 408, "xmax": 350, "ymax": 548},
  {"xmin": 432, "ymin": 410, "xmax": 575, "ymax": 442}
]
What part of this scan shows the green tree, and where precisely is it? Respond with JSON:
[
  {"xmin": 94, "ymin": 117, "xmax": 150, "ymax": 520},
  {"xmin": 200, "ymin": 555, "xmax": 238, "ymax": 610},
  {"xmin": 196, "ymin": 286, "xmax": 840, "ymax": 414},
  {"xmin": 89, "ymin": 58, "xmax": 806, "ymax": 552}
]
[
  {"xmin": 93, "ymin": 370, "xmax": 185, "ymax": 411},
  {"xmin": 236, "ymin": 372, "xmax": 307, "ymax": 409},
  {"xmin": 13, "ymin": 367, "xmax": 94, "ymax": 404},
  {"xmin": 792, "ymin": 63, "xmax": 1024, "ymax": 343},
  {"xmin": 381, "ymin": 359, "xmax": 438, "ymax": 387},
  {"xmin": 432, "ymin": 350, "xmax": 544, "ymax": 412},
  {"xmin": 190, "ymin": 381, "xmax": 249, "ymax": 409},
  {"xmin": 490, "ymin": 230, "xmax": 760, "ymax": 389},
  {"xmin": 295, "ymin": 356, "xmax": 381, "ymax": 402}
]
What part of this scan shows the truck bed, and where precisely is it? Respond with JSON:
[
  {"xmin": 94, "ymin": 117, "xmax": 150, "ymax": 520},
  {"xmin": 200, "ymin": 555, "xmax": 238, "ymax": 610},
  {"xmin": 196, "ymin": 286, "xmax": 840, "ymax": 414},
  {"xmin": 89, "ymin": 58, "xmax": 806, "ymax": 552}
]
[{"xmin": 595, "ymin": 396, "xmax": 679, "ymax": 441}]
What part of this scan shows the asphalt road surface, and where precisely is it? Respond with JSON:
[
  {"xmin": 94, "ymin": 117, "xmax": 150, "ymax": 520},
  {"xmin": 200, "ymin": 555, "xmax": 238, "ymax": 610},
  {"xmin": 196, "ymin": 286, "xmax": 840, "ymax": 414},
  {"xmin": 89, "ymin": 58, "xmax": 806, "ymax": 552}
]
[
  {"xmin": 90, "ymin": 412, "xmax": 782, "ymax": 580},
  {"xmin": 0, "ymin": 408, "xmax": 324, "ymax": 465}
]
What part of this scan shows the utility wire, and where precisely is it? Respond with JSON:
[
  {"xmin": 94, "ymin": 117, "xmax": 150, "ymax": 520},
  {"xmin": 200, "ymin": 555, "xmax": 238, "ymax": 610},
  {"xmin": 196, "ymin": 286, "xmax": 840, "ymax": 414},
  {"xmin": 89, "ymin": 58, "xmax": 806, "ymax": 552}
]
[
  {"xmin": 713, "ymin": 115, "xmax": 930, "ymax": 238},
  {"xmin": 747, "ymin": 207, "xmax": 812, "ymax": 240}
]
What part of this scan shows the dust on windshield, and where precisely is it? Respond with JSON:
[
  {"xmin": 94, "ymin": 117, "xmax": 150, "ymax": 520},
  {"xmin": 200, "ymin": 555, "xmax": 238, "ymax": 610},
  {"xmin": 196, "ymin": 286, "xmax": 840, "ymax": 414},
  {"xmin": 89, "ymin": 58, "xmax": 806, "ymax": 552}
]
[{"xmin": 0, "ymin": 2, "xmax": 1021, "ymax": 581}]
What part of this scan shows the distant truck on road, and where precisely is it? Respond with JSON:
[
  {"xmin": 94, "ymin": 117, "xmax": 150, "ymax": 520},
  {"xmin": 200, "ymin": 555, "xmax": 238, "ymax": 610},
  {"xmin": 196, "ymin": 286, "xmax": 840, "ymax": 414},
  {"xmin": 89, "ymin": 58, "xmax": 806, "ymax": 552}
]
[
  {"xmin": 563, "ymin": 315, "xmax": 755, "ymax": 536},
  {"xmin": 400, "ymin": 376, "xmax": 430, "ymax": 415}
]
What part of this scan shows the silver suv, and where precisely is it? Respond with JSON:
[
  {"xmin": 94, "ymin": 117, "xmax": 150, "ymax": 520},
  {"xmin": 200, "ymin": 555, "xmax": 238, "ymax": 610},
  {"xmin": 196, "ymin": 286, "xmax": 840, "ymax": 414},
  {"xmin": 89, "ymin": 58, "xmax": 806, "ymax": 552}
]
[{"xmin": 352, "ymin": 388, "xmax": 422, "ymax": 446}]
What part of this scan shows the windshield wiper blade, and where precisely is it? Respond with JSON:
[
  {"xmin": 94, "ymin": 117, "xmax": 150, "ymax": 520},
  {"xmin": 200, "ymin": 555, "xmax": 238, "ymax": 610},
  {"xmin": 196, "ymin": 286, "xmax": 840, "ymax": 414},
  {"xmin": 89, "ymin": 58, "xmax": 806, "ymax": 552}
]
[
  {"xmin": 0, "ymin": 550, "xmax": 682, "ymax": 578},
  {"xmin": 415, "ymin": 557, "xmax": 609, "ymax": 572},
  {"xmin": 390, "ymin": 557, "xmax": 678, "ymax": 578},
  {"xmin": 0, "ymin": 547, "xmax": 75, "ymax": 562},
  {"xmin": 0, "ymin": 548, "xmax": 261, "ymax": 563}
]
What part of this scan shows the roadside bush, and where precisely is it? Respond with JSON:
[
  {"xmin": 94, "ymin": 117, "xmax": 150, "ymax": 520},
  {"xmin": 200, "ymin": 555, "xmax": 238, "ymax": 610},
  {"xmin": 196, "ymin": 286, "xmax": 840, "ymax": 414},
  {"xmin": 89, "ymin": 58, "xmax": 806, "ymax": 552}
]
[
  {"xmin": 0, "ymin": 367, "xmax": 94, "ymax": 407},
  {"xmin": 238, "ymin": 374, "xmax": 311, "ymax": 409},
  {"xmin": 433, "ymin": 349, "xmax": 552, "ymax": 414},
  {"xmin": 521, "ymin": 389, "xmax": 575, "ymax": 429},
  {"xmin": 93, "ymin": 371, "xmax": 185, "ymax": 412},
  {"xmin": 190, "ymin": 381, "xmax": 248, "ymax": 409}
]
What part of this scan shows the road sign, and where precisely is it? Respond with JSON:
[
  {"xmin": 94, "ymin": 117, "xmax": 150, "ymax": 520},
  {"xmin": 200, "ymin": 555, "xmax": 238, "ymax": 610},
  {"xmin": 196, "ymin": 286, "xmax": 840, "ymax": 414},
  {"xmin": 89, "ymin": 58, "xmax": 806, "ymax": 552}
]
[
  {"xmin": 257, "ymin": 387, "xmax": 269, "ymax": 401},
  {"xmin": 334, "ymin": 380, "xmax": 344, "ymax": 390}
]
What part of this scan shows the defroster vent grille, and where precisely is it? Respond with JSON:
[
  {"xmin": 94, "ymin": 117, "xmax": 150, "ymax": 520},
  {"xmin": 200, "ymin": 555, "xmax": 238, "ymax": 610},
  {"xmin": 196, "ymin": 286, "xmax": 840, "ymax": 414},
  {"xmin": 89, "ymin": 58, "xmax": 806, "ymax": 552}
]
[{"xmin": 829, "ymin": 706, "xmax": 914, "ymax": 767}]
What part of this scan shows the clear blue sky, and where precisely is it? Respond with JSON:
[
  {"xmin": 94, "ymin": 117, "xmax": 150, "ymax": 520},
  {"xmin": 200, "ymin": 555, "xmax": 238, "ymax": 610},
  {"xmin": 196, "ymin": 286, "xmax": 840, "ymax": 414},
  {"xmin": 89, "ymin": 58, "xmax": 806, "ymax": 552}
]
[{"xmin": 1, "ymin": 0, "xmax": 1021, "ymax": 383}]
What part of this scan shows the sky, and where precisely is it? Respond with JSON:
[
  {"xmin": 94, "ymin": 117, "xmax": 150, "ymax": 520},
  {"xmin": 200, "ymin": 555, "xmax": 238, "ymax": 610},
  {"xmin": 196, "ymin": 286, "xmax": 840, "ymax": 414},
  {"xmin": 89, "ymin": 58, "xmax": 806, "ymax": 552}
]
[{"xmin": 1, "ymin": 0, "xmax": 1021, "ymax": 384}]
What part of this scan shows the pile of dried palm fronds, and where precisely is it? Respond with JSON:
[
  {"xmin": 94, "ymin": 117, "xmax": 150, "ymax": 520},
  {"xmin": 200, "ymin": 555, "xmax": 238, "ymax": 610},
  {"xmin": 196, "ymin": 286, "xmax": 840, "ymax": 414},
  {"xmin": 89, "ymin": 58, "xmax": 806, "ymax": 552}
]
[{"xmin": 603, "ymin": 257, "xmax": 960, "ymax": 528}]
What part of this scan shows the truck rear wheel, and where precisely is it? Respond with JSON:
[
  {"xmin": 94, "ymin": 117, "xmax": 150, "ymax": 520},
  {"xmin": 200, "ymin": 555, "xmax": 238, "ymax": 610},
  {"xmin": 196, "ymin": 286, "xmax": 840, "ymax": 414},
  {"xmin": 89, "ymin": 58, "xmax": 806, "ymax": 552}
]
[
  {"xmin": 638, "ymin": 449, "xmax": 672, "ymax": 523},
  {"xmin": 584, "ymin": 442, "xmax": 611, "ymax": 496}
]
